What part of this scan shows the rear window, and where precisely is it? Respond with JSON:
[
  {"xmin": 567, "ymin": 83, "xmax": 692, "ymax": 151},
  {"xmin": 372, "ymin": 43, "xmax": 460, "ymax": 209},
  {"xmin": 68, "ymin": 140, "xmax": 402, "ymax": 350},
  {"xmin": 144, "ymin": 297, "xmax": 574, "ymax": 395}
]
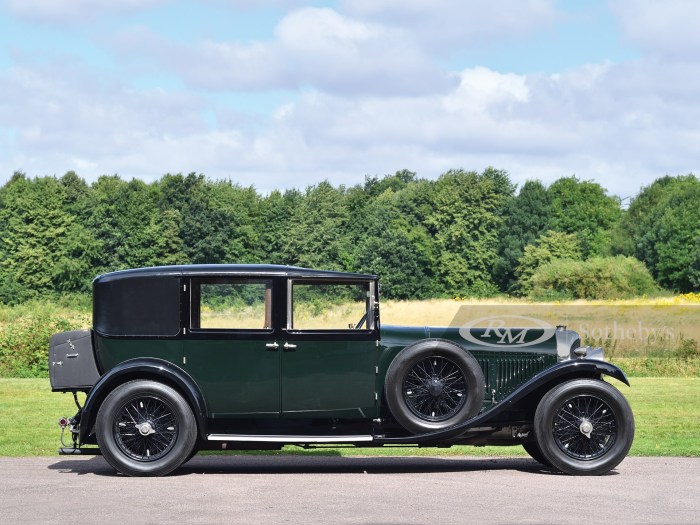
[{"xmin": 190, "ymin": 279, "xmax": 273, "ymax": 331}]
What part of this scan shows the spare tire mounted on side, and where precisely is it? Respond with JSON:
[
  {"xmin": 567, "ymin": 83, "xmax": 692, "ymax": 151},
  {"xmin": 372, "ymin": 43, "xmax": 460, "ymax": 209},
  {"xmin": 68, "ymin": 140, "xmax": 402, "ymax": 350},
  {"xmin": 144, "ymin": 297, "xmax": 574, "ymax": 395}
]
[{"xmin": 384, "ymin": 339, "xmax": 486, "ymax": 434}]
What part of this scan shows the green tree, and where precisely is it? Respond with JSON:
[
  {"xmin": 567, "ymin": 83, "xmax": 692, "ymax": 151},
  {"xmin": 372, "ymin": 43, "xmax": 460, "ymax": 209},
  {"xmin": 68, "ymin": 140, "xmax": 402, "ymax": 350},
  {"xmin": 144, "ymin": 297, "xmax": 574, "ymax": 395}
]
[
  {"xmin": 139, "ymin": 209, "xmax": 188, "ymax": 267},
  {"xmin": 354, "ymin": 189, "xmax": 435, "ymax": 299},
  {"xmin": 547, "ymin": 176, "xmax": 621, "ymax": 256},
  {"xmin": 363, "ymin": 169, "xmax": 417, "ymax": 197},
  {"xmin": 259, "ymin": 189, "xmax": 302, "ymax": 265},
  {"xmin": 156, "ymin": 173, "xmax": 262, "ymax": 265},
  {"xmin": 282, "ymin": 181, "xmax": 352, "ymax": 270},
  {"xmin": 88, "ymin": 176, "xmax": 185, "ymax": 271},
  {"xmin": 0, "ymin": 173, "xmax": 98, "ymax": 302},
  {"xmin": 619, "ymin": 175, "xmax": 700, "ymax": 291},
  {"xmin": 425, "ymin": 168, "xmax": 515, "ymax": 296},
  {"xmin": 493, "ymin": 180, "xmax": 551, "ymax": 292}
]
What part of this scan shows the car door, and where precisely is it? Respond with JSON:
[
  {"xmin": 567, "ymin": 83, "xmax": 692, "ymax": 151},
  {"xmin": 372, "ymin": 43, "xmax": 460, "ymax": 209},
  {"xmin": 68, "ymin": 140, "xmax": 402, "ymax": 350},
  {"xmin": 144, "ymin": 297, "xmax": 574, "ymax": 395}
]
[
  {"xmin": 279, "ymin": 278, "xmax": 379, "ymax": 419},
  {"xmin": 182, "ymin": 277, "xmax": 281, "ymax": 418}
]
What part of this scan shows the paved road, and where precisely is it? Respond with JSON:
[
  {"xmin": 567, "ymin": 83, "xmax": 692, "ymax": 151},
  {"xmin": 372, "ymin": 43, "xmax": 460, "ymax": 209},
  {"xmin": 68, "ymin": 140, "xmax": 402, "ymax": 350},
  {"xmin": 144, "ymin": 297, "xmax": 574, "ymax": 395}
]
[{"xmin": 2, "ymin": 455, "xmax": 697, "ymax": 524}]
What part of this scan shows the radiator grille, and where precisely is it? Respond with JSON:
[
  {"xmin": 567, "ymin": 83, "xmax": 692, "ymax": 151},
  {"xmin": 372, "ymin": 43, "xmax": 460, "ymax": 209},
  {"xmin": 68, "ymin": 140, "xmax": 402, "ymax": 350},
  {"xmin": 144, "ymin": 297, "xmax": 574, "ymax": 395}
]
[{"xmin": 494, "ymin": 356, "xmax": 547, "ymax": 394}]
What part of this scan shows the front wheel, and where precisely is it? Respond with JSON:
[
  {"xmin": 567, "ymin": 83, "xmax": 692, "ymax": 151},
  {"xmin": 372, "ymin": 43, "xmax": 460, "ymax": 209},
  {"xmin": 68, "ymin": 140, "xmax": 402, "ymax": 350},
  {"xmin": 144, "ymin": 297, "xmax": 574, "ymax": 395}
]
[
  {"xmin": 534, "ymin": 379, "xmax": 634, "ymax": 476},
  {"xmin": 96, "ymin": 380, "xmax": 197, "ymax": 477},
  {"xmin": 522, "ymin": 441, "xmax": 551, "ymax": 467}
]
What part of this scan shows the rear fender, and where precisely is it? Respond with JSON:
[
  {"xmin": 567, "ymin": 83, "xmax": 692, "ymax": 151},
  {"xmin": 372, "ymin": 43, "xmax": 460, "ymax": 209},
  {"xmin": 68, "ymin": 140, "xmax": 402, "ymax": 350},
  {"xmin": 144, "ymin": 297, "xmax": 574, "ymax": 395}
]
[{"xmin": 78, "ymin": 358, "xmax": 209, "ymax": 444}]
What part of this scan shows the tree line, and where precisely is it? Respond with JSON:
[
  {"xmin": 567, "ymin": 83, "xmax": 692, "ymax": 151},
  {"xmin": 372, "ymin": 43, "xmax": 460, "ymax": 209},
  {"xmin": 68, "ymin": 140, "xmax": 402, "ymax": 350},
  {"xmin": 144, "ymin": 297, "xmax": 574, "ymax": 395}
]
[{"xmin": 0, "ymin": 168, "xmax": 698, "ymax": 304}]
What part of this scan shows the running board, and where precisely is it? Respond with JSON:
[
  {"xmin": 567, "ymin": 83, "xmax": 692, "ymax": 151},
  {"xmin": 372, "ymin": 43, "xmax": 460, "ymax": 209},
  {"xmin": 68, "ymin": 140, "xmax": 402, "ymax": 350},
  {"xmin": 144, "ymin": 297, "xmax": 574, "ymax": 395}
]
[{"xmin": 207, "ymin": 434, "xmax": 374, "ymax": 443}]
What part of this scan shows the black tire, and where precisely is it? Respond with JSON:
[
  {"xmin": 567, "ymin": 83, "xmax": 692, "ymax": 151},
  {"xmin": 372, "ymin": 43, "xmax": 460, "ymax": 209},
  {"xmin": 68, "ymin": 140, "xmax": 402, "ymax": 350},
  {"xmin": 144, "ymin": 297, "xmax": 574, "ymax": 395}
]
[
  {"xmin": 184, "ymin": 448, "xmax": 198, "ymax": 464},
  {"xmin": 385, "ymin": 339, "xmax": 485, "ymax": 434},
  {"xmin": 534, "ymin": 379, "xmax": 634, "ymax": 476},
  {"xmin": 96, "ymin": 380, "xmax": 197, "ymax": 477},
  {"xmin": 522, "ymin": 441, "xmax": 552, "ymax": 467}
]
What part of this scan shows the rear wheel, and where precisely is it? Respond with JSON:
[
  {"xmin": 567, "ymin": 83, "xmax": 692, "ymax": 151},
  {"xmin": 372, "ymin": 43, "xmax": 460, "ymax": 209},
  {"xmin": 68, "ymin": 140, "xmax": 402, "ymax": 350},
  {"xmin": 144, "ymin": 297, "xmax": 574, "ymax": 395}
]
[
  {"xmin": 96, "ymin": 380, "xmax": 197, "ymax": 477},
  {"xmin": 385, "ymin": 339, "xmax": 485, "ymax": 434},
  {"xmin": 534, "ymin": 379, "xmax": 634, "ymax": 475}
]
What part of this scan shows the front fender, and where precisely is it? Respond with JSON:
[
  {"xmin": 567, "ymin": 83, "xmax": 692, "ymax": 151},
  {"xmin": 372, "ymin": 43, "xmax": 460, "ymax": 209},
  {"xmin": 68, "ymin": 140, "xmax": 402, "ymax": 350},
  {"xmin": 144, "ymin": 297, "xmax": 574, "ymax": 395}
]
[
  {"xmin": 377, "ymin": 358, "xmax": 630, "ymax": 445},
  {"xmin": 79, "ymin": 358, "xmax": 209, "ymax": 444}
]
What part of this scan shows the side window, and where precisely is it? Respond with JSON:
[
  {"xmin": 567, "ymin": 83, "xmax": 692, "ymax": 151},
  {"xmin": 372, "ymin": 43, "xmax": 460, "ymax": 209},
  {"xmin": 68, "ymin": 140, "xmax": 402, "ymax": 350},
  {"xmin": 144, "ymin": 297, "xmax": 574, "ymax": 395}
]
[
  {"xmin": 191, "ymin": 279, "xmax": 272, "ymax": 331},
  {"xmin": 290, "ymin": 281, "xmax": 373, "ymax": 331}
]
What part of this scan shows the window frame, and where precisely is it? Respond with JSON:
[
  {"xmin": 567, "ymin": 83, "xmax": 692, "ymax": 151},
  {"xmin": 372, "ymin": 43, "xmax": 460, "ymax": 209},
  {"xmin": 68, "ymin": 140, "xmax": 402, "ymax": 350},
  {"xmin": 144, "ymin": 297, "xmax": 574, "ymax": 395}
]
[
  {"xmin": 285, "ymin": 278, "xmax": 378, "ymax": 336},
  {"xmin": 188, "ymin": 277, "xmax": 275, "ymax": 335}
]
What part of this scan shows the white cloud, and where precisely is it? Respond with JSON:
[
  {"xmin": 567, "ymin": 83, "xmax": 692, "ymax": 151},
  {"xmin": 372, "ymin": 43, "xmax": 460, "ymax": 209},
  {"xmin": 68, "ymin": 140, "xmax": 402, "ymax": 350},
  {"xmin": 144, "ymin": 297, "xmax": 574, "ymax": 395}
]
[
  {"xmin": 119, "ymin": 7, "xmax": 455, "ymax": 96},
  {"xmin": 610, "ymin": 0, "xmax": 700, "ymax": 60},
  {"xmin": 6, "ymin": 60, "xmax": 693, "ymax": 194},
  {"xmin": 340, "ymin": 0, "xmax": 561, "ymax": 54},
  {"xmin": 0, "ymin": 59, "xmax": 218, "ymax": 179},
  {"xmin": 5, "ymin": 0, "xmax": 169, "ymax": 23},
  {"xmin": 239, "ymin": 58, "xmax": 700, "ymax": 195}
]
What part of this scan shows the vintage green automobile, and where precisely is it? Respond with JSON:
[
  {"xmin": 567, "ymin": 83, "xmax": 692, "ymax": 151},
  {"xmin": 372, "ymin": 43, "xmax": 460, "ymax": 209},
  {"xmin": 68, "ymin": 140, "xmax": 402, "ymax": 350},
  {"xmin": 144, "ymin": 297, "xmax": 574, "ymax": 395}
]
[{"xmin": 50, "ymin": 264, "xmax": 634, "ymax": 476}]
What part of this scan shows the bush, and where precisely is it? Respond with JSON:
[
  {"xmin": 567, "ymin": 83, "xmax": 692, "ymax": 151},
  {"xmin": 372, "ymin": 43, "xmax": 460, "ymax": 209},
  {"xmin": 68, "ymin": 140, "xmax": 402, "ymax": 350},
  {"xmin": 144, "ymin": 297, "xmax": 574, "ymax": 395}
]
[
  {"xmin": 0, "ymin": 302, "xmax": 89, "ymax": 378},
  {"xmin": 529, "ymin": 255, "xmax": 659, "ymax": 300},
  {"xmin": 515, "ymin": 230, "xmax": 582, "ymax": 296}
]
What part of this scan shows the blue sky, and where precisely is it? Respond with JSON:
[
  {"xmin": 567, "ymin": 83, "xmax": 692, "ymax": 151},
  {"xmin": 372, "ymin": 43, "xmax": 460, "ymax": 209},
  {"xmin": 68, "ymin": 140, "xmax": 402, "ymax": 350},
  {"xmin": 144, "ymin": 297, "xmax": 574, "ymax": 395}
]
[{"xmin": 0, "ymin": 0, "xmax": 698, "ymax": 196}]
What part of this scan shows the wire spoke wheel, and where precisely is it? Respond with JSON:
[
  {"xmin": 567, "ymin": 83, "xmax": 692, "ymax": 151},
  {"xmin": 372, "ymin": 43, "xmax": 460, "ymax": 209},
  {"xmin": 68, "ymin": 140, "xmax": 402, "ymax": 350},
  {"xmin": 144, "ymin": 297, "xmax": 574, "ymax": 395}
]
[
  {"xmin": 97, "ymin": 381, "xmax": 197, "ymax": 476},
  {"xmin": 386, "ymin": 340, "xmax": 485, "ymax": 434},
  {"xmin": 403, "ymin": 356, "xmax": 467, "ymax": 422},
  {"xmin": 552, "ymin": 394, "xmax": 617, "ymax": 461},
  {"xmin": 113, "ymin": 395, "xmax": 179, "ymax": 462}
]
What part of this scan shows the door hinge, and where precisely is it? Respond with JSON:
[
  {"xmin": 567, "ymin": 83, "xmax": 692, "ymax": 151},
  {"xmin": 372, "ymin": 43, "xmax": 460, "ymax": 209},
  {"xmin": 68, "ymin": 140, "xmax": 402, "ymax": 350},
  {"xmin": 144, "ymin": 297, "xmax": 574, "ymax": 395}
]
[
  {"xmin": 183, "ymin": 284, "xmax": 187, "ymax": 292},
  {"xmin": 375, "ymin": 392, "xmax": 378, "ymax": 401},
  {"xmin": 375, "ymin": 366, "xmax": 378, "ymax": 375},
  {"xmin": 182, "ymin": 327, "xmax": 187, "ymax": 335},
  {"xmin": 183, "ymin": 356, "xmax": 187, "ymax": 365}
]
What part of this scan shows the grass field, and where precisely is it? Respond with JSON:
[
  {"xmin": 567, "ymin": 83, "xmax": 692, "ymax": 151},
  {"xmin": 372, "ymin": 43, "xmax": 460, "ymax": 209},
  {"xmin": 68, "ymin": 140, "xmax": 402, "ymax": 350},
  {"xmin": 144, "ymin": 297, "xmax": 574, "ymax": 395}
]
[{"xmin": 1, "ymin": 377, "xmax": 697, "ymax": 458}]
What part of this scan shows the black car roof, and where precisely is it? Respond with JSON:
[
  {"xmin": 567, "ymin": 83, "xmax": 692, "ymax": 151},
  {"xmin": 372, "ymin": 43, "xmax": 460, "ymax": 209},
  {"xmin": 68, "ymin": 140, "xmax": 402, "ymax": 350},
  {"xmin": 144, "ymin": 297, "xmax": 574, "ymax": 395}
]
[{"xmin": 93, "ymin": 264, "xmax": 378, "ymax": 284}]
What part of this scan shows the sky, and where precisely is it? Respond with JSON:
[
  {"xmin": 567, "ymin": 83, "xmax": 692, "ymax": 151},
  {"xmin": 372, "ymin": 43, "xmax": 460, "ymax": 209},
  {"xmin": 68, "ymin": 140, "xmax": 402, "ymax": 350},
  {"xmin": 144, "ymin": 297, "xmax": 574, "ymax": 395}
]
[{"xmin": 0, "ymin": 0, "xmax": 699, "ymax": 197}]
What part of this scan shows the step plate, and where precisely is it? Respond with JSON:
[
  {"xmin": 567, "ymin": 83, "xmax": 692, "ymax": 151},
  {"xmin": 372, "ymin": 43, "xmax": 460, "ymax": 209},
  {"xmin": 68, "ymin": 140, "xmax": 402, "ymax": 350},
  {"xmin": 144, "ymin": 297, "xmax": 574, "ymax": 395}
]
[{"xmin": 207, "ymin": 434, "xmax": 374, "ymax": 443}]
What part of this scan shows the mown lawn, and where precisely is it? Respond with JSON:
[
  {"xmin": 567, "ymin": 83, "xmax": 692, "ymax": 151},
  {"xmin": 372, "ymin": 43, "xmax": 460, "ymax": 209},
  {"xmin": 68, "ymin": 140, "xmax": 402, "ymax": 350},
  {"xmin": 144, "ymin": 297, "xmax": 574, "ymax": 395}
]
[{"xmin": 1, "ymin": 377, "xmax": 697, "ymax": 457}]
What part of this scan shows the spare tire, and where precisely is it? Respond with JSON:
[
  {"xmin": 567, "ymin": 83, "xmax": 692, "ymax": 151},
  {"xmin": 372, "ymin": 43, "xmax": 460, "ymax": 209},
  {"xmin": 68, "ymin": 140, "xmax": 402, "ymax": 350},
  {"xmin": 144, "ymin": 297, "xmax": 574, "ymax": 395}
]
[{"xmin": 384, "ymin": 339, "xmax": 486, "ymax": 434}]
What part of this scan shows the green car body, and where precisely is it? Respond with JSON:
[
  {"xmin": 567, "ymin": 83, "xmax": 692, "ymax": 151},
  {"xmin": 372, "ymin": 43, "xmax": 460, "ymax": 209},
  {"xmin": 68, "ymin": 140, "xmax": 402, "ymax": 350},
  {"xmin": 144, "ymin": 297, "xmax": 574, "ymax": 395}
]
[{"xmin": 49, "ymin": 264, "xmax": 634, "ymax": 476}]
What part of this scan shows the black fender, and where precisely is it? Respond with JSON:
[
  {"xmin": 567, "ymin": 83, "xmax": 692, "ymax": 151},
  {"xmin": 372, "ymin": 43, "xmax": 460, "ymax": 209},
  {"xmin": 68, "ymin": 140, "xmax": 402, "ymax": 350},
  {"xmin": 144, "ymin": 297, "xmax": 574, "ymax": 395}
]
[
  {"xmin": 376, "ymin": 358, "xmax": 630, "ymax": 445},
  {"xmin": 78, "ymin": 358, "xmax": 209, "ymax": 444}
]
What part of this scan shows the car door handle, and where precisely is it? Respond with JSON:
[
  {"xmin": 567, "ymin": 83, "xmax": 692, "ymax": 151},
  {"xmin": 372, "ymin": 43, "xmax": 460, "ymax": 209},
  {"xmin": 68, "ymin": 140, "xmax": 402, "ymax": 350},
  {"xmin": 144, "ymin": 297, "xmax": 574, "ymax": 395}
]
[
  {"xmin": 265, "ymin": 342, "xmax": 279, "ymax": 351},
  {"xmin": 283, "ymin": 342, "xmax": 297, "ymax": 351}
]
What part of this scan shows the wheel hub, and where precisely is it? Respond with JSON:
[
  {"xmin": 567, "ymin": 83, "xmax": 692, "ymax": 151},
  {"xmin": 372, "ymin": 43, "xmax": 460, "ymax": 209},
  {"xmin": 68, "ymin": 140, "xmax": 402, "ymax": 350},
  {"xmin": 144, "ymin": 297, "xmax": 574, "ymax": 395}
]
[
  {"xmin": 136, "ymin": 422, "xmax": 156, "ymax": 436},
  {"xmin": 427, "ymin": 379, "xmax": 444, "ymax": 397},
  {"xmin": 579, "ymin": 419, "xmax": 593, "ymax": 439}
]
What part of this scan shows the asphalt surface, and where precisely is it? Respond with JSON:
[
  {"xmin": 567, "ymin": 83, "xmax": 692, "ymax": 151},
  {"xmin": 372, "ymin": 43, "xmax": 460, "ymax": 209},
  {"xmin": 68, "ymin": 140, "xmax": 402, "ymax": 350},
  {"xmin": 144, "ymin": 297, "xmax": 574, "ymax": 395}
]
[{"xmin": 1, "ymin": 455, "xmax": 697, "ymax": 524}]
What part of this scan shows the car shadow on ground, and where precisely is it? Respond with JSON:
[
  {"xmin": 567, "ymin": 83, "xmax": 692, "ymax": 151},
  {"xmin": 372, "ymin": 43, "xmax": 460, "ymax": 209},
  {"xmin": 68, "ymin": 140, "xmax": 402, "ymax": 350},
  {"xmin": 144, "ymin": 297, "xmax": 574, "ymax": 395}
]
[{"xmin": 46, "ymin": 454, "xmax": 615, "ymax": 477}]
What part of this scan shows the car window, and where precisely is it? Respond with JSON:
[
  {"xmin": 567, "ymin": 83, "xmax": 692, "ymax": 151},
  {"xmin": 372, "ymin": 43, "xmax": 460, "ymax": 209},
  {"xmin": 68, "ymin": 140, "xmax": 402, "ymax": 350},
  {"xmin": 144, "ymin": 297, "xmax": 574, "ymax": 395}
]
[
  {"xmin": 191, "ymin": 279, "xmax": 272, "ymax": 330},
  {"xmin": 289, "ymin": 281, "xmax": 372, "ymax": 331}
]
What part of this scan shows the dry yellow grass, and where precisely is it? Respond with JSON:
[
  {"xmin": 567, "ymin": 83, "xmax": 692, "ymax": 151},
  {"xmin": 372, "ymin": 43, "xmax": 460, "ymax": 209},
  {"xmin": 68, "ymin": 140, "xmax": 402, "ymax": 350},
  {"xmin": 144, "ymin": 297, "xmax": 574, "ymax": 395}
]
[
  {"xmin": 380, "ymin": 294, "xmax": 700, "ymax": 326},
  {"xmin": 201, "ymin": 301, "xmax": 368, "ymax": 330}
]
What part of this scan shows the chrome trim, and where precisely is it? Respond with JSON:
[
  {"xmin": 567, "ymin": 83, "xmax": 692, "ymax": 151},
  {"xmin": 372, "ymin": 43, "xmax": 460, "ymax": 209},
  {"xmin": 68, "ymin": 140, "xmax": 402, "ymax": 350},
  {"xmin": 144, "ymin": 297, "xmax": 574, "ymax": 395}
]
[
  {"xmin": 368, "ymin": 280, "xmax": 376, "ymax": 330},
  {"xmin": 207, "ymin": 434, "xmax": 374, "ymax": 443},
  {"xmin": 286, "ymin": 279, "xmax": 293, "ymax": 330}
]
